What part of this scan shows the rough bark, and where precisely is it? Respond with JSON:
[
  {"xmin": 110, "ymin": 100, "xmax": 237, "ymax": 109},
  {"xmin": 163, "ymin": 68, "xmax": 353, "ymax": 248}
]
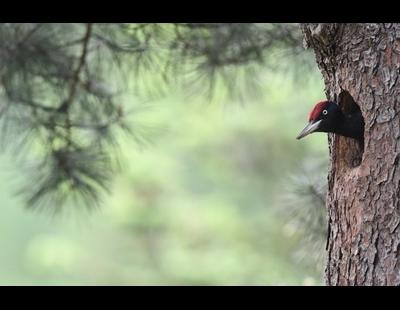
[{"xmin": 301, "ymin": 23, "xmax": 400, "ymax": 286}]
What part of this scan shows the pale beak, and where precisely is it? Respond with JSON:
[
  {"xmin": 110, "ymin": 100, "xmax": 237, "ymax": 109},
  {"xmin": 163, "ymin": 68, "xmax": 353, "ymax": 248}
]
[{"xmin": 296, "ymin": 120, "xmax": 322, "ymax": 140}]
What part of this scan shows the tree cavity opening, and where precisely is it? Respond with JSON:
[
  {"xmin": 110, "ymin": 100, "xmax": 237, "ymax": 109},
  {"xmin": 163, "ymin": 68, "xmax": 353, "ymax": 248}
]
[{"xmin": 337, "ymin": 90, "xmax": 364, "ymax": 168}]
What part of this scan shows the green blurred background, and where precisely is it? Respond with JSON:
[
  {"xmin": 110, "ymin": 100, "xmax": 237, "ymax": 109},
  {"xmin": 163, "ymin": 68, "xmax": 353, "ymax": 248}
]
[{"xmin": 0, "ymin": 56, "xmax": 328, "ymax": 285}]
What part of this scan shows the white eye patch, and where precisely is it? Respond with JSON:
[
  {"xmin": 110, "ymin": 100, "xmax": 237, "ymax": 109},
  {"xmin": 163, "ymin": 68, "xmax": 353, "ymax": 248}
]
[{"xmin": 322, "ymin": 110, "xmax": 328, "ymax": 115}]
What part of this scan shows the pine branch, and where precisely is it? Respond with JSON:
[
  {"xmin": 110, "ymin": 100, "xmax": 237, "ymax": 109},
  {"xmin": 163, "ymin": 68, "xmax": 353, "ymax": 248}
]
[{"xmin": 61, "ymin": 23, "xmax": 93, "ymax": 111}]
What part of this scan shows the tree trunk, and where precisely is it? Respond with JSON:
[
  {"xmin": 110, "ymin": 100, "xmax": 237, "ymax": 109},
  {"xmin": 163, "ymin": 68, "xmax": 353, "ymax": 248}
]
[{"xmin": 301, "ymin": 23, "xmax": 400, "ymax": 286}]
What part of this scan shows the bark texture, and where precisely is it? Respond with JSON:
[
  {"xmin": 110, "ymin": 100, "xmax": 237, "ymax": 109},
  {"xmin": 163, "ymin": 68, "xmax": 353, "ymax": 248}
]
[{"xmin": 302, "ymin": 23, "xmax": 400, "ymax": 286}]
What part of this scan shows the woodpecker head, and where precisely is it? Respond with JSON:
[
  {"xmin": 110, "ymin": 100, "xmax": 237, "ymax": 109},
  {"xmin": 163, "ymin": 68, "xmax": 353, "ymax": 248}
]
[{"xmin": 296, "ymin": 100, "xmax": 342, "ymax": 140}]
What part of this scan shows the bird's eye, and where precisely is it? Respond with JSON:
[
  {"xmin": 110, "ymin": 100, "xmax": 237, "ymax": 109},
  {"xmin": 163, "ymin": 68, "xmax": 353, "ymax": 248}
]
[{"xmin": 322, "ymin": 110, "xmax": 328, "ymax": 115}]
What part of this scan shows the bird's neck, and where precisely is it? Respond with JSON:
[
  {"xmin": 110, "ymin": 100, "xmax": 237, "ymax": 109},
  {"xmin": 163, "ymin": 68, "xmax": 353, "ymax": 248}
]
[{"xmin": 332, "ymin": 110, "xmax": 363, "ymax": 141}]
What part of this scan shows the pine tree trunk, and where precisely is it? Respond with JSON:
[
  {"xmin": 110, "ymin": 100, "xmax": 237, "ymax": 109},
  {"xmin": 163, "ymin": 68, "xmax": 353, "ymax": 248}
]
[{"xmin": 301, "ymin": 23, "xmax": 400, "ymax": 286}]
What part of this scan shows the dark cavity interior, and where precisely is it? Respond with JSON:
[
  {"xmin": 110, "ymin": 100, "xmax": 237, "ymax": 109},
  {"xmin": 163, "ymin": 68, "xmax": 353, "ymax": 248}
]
[{"xmin": 337, "ymin": 90, "xmax": 364, "ymax": 168}]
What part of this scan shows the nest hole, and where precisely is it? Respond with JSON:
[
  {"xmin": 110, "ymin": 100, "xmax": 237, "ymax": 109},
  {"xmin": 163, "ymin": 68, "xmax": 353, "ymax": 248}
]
[{"xmin": 336, "ymin": 90, "xmax": 364, "ymax": 168}]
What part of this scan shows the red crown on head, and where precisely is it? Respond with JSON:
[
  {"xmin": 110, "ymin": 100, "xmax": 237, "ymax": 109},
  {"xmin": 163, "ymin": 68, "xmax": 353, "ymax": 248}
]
[{"xmin": 309, "ymin": 100, "xmax": 329, "ymax": 121}]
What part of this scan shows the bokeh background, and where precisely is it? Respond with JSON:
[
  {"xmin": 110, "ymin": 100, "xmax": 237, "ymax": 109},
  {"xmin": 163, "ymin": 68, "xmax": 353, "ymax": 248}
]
[{"xmin": 0, "ymin": 24, "xmax": 329, "ymax": 285}]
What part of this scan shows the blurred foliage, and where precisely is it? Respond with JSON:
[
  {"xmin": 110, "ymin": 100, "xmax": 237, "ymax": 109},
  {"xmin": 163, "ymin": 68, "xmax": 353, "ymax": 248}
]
[
  {"xmin": 0, "ymin": 23, "xmax": 330, "ymax": 285},
  {"xmin": 0, "ymin": 50, "xmax": 328, "ymax": 284},
  {"xmin": 279, "ymin": 158, "xmax": 328, "ymax": 274},
  {"xmin": 0, "ymin": 23, "xmax": 313, "ymax": 210}
]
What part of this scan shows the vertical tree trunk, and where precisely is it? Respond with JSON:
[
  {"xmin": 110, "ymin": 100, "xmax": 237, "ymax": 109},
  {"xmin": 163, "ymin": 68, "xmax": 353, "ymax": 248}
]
[{"xmin": 301, "ymin": 23, "xmax": 400, "ymax": 286}]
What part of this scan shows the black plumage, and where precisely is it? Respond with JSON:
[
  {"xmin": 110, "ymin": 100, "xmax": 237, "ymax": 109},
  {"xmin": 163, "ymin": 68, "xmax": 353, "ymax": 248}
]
[{"xmin": 297, "ymin": 100, "xmax": 364, "ymax": 143}]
